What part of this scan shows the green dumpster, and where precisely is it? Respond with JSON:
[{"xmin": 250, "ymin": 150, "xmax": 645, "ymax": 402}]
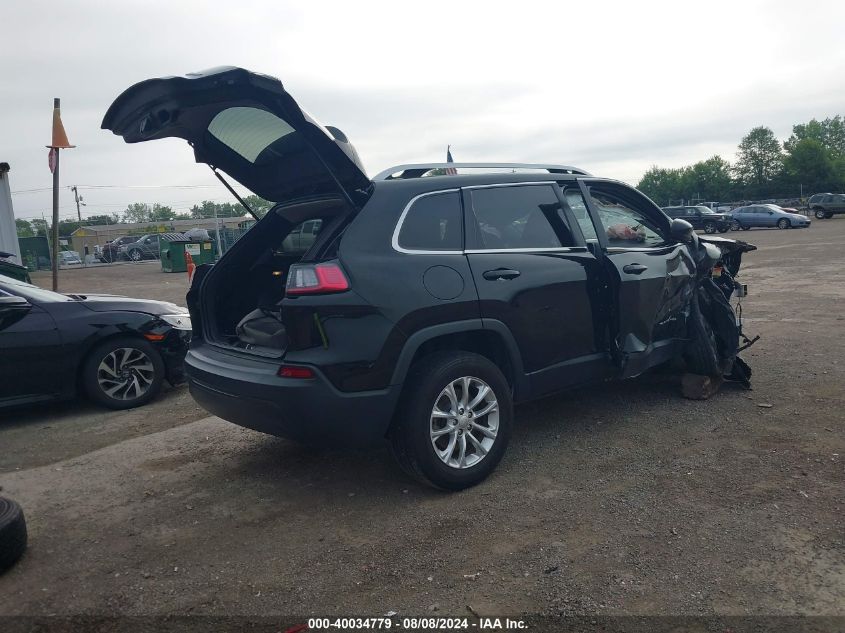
[{"xmin": 160, "ymin": 235, "xmax": 216, "ymax": 273}]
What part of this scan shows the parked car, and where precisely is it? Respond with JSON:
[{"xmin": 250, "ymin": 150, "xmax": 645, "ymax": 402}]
[
  {"xmin": 729, "ymin": 204, "xmax": 811, "ymax": 230},
  {"xmin": 0, "ymin": 275, "xmax": 191, "ymax": 409},
  {"xmin": 103, "ymin": 67, "xmax": 756, "ymax": 489},
  {"xmin": 119, "ymin": 234, "xmax": 162, "ymax": 261},
  {"xmin": 808, "ymin": 193, "xmax": 845, "ymax": 219},
  {"xmin": 661, "ymin": 205, "xmax": 731, "ymax": 233},
  {"xmin": 58, "ymin": 250, "xmax": 83, "ymax": 268},
  {"xmin": 97, "ymin": 235, "xmax": 139, "ymax": 263}
]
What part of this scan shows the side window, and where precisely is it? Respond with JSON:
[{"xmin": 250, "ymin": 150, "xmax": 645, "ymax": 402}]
[
  {"xmin": 588, "ymin": 188, "xmax": 667, "ymax": 248},
  {"xmin": 562, "ymin": 187, "xmax": 597, "ymax": 241},
  {"xmin": 469, "ymin": 185, "xmax": 574, "ymax": 249},
  {"xmin": 397, "ymin": 191, "xmax": 463, "ymax": 251}
]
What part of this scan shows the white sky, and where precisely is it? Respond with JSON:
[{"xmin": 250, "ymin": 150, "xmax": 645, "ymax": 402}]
[{"xmin": 2, "ymin": 0, "xmax": 844, "ymax": 221}]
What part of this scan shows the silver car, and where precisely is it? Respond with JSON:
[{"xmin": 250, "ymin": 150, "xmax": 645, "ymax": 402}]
[{"xmin": 729, "ymin": 204, "xmax": 811, "ymax": 230}]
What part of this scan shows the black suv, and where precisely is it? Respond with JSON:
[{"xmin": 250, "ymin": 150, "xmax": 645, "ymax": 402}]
[
  {"xmin": 119, "ymin": 234, "xmax": 161, "ymax": 261},
  {"xmin": 103, "ymin": 67, "xmax": 754, "ymax": 490},
  {"xmin": 808, "ymin": 193, "xmax": 845, "ymax": 219},
  {"xmin": 661, "ymin": 206, "xmax": 731, "ymax": 233}
]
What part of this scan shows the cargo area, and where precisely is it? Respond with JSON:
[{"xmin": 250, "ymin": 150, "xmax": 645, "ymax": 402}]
[{"xmin": 198, "ymin": 196, "xmax": 352, "ymax": 357}]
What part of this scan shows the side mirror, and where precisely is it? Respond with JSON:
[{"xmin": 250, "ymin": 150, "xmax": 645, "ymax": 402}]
[
  {"xmin": 670, "ymin": 218, "xmax": 694, "ymax": 243},
  {"xmin": 0, "ymin": 295, "xmax": 31, "ymax": 315}
]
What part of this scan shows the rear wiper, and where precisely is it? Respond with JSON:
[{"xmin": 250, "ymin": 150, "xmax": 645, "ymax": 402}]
[{"xmin": 208, "ymin": 166, "xmax": 258, "ymax": 220}]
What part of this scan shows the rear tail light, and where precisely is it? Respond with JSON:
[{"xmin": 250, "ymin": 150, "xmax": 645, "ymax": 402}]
[
  {"xmin": 278, "ymin": 365, "xmax": 316, "ymax": 379},
  {"xmin": 286, "ymin": 262, "xmax": 349, "ymax": 296}
]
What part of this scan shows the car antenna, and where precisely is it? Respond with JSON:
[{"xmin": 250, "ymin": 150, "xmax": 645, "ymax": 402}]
[{"xmin": 207, "ymin": 165, "xmax": 259, "ymax": 220}]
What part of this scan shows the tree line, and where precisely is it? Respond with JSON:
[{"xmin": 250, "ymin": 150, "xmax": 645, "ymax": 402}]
[
  {"xmin": 637, "ymin": 115, "xmax": 845, "ymax": 206},
  {"xmin": 15, "ymin": 195, "xmax": 272, "ymax": 237}
]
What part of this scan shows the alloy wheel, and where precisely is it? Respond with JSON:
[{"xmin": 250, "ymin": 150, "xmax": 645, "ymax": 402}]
[
  {"xmin": 814, "ymin": 209, "xmax": 826, "ymax": 219},
  {"xmin": 130, "ymin": 250, "xmax": 142, "ymax": 261},
  {"xmin": 96, "ymin": 347, "xmax": 156, "ymax": 401},
  {"xmin": 429, "ymin": 376, "xmax": 499, "ymax": 469},
  {"xmin": 704, "ymin": 223, "xmax": 716, "ymax": 234}
]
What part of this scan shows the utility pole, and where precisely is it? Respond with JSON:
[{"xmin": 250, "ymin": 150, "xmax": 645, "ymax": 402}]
[
  {"xmin": 47, "ymin": 98, "xmax": 74, "ymax": 290},
  {"xmin": 71, "ymin": 185, "xmax": 87, "ymax": 266}
]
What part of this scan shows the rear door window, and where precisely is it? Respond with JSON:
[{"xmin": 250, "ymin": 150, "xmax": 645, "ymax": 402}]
[
  {"xmin": 467, "ymin": 185, "xmax": 575, "ymax": 249},
  {"xmin": 396, "ymin": 191, "xmax": 463, "ymax": 252}
]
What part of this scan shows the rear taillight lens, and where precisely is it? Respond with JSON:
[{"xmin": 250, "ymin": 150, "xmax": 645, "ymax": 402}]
[{"xmin": 286, "ymin": 262, "xmax": 349, "ymax": 296}]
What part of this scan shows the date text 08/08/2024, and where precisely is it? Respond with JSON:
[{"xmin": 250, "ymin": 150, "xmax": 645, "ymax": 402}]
[{"xmin": 305, "ymin": 617, "xmax": 528, "ymax": 630}]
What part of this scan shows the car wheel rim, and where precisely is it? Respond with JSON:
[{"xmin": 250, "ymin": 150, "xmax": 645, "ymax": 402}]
[
  {"xmin": 731, "ymin": 221, "xmax": 740, "ymax": 230},
  {"xmin": 131, "ymin": 251, "xmax": 140, "ymax": 261},
  {"xmin": 430, "ymin": 376, "xmax": 499, "ymax": 470},
  {"xmin": 97, "ymin": 347, "xmax": 155, "ymax": 400},
  {"xmin": 815, "ymin": 210, "xmax": 825, "ymax": 219},
  {"xmin": 705, "ymin": 224, "xmax": 715, "ymax": 233}
]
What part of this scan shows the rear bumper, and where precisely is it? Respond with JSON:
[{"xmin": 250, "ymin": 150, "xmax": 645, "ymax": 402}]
[{"xmin": 184, "ymin": 342, "xmax": 400, "ymax": 447}]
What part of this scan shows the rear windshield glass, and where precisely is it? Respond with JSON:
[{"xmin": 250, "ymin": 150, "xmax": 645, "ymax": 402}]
[
  {"xmin": 207, "ymin": 107, "xmax": 295, "ymax": 164},
  {"xmin": 398, "ymin": 191, "xmax": 463, "ymax": 251}
]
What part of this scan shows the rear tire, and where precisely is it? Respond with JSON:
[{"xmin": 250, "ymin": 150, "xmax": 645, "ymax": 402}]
[
  {"xmin": 0, "ymin": 497, "xmax": 27, "ymax": 573},
  {"xmin": 777, "ymin": 218, "xmax": 790, "ymax": 229},
  {"xmin": 82, "ymin": 337, "xmax": 165, "ymax": 409},
  {"xmin": 390, "ymin": 351, "xmax": 512, "ymax": 491}
]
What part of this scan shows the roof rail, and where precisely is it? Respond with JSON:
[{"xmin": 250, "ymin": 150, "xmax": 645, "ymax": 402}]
[{"xmin": 373, "ymin": 162, "xmax": 591, "ymax": 181}]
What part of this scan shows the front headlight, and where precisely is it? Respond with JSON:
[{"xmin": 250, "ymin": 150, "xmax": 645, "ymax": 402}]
[{"xmin": 160, "ymin": 314, "xmax": 192, "ymax": 330}]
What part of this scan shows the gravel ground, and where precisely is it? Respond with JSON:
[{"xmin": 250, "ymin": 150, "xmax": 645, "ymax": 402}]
[{"xmin": 0, "ymin": 223, "xmax": 843, "ymax": 623}]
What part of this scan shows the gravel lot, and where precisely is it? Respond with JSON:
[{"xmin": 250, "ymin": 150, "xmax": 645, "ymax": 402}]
[{"xmin": 0, "ymin": 224, "xmax": 843, "ymax": 623}]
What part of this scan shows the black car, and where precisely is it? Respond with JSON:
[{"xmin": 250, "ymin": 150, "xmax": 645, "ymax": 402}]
[
  {"xmin": 661, "ymin": 206, "xmax": 731, "ymax": 233},
  {"xmin": 103, "ymin": 67, "xmax": 755, "ymax": 489},
  {"xmin": 808, "ymin": 193, "xmax": 845, "ymax": 219},
  {"xmin": 0, "ymin": 275, "xmax": 191, "ymax": 410}
]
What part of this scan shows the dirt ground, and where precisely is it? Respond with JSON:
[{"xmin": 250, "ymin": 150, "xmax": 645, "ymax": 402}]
[{"xmin": 0, "ymin": 224, "xmax": 843, "ymax": 624}]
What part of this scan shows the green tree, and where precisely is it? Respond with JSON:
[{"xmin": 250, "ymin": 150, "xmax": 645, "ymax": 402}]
[
  {"xmin": 122, "ymin": 203, "xmax": 174, "ymax": 223},
  {"xmin": 15, "ymin": 218, "xmax": 34, "ymax": 237},
  {"xmin": 84, "ymin": 214, "xmax": 120, "ymax": 225},
  {"xmin": 637, "ymin": 166, "xmax": 687, "ymax": 206},
  {"xmin": 687, "ymin": 156, "xmax": 734, "ymax": 201},
  {"xmin": 785, "ymin": 116, "xmax": 845, "ymax": 160},
  {"xmin": 123, "ymin": 202, "xmax": 152, "ymax": 223},
  {"xmin": 783, "ymin": 138, "xmax": 836, "ymax": 191},
  {"xmin": 148, "ymin": 204, "xmax": 176, "ymax": 221},
  {"xmin": 29, "ymin": 218, "xmax": 49, "ymax": 237},
  {"xmin": 242, "ymin": 195, "xmax": 273, "ymax": 217},
  {"xmin": 733, "ymin": 126, "xmax": 783, "ymax": 194}
]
